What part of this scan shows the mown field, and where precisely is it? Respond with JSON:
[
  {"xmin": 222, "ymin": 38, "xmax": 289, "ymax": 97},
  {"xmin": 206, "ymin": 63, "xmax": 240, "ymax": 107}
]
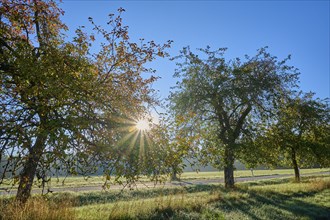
[
  {"xmin": 1, "ymin": 168, "xmax": 329, "ymax": 191},
  {"xmin": 0, "ymin": 169, "xmax": 330, "ymax": 220}
]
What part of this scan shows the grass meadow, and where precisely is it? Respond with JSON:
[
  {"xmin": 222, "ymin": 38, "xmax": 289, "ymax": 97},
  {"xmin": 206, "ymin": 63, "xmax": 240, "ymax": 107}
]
[
  {"xmin": 0, "ymin": 169, "xmax": 329, "ymax": 219},
  {"xmin": 1, "ymin": 168, "xmax": 328, "ymax": 191}
]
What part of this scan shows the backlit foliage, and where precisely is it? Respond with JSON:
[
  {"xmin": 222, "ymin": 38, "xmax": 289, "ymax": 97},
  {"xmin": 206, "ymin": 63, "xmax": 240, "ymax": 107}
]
[{"xmin": 0, "ymin": 0, "xmax": 171, "ymax": 203}]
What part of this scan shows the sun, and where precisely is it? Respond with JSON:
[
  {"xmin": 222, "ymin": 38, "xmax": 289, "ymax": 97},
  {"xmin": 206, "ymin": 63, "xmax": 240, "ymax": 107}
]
[{"xmin": 135, "ymin": 119, "xmax": 150, "ymax": 131}]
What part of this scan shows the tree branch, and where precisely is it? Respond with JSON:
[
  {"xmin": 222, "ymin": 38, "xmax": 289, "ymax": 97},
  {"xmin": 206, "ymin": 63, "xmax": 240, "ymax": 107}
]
[{"xmin": 233, "ymin": 104, "xmax": 252, "ymax": 140}]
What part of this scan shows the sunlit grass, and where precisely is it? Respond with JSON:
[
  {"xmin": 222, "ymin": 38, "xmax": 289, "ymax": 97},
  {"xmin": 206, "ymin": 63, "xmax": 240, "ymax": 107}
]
[
  {"xmin": 1, "ymin": 168, "xmax": 328, "ymax": 191},
  {"xmin": 1, "ymin": 175, "xmax": 329, "ymax": 219},
  {"xmin": 73, "ymin": 175, "xmax": 330, "ymax": 219},
  {"xmin": 179, "ymin": 168, "xmax": 330, "ymax": 180},
  {"xmin": 244, "ymin": 176, "xmax": 330, "ymax": 194},
  {"xmin": 0, "ymin": 196, "xmax": 75, "ymax": 220},
  {"xmin": 75, "ymin": 191, "xmax": 220, "ymax": 220}
]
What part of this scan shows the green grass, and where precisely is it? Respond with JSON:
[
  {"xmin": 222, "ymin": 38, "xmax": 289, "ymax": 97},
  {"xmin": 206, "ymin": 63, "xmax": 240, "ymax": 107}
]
[
  {"xmin": 74, "ymin": 191, "xmax": 222, "ymax": 220},
  {"xmin": 71, "ymin": 175, "xmax": 330, "ymax": 220},
  {"xmin": 1, "ymin": 171, "xmax": 330, "ymax": 220},
  {"xmin": 1, "ymin": 168, "xmax": 328, "ymax": 191},
  {"xmin": 217, "ymin": 176, "xmax": 330, "ymax": 220},
  {"xmin": 2, "ymin": 175, "xmax": 329, "ymax": 219},
  {"xmin": 180, "ymin": 168, "xmax": 330, "ymax": 180}
]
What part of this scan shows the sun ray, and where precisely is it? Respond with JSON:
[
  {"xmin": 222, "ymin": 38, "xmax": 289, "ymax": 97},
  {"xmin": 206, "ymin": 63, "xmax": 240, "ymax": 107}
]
[
  {"xmin": 115, "ymin": 116, "xmax": 156, "ymax": 164},
  {"xmin": 139, "ymin": 131, "xmax": 145, "ymax": 161},
  {"xmin": 117, "ymin": 131, "xmax": 136, "ymax": 146},
  {"xmin": 116, "ymin": 125, "xmax": 136, "ymax": 133},
  {"xmin": 109, "ymin": 115, "xmax": 137, "ymax": 132},
  {"xmin": 128, "ymin": 130, "xmax": 140, "ymax": 153}
]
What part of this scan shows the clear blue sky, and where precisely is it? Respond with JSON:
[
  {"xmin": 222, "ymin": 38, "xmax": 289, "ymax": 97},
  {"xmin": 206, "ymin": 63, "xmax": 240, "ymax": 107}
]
[{"xmin": 60, "ymin": 1, "xmax": 329, "ymax": 102}]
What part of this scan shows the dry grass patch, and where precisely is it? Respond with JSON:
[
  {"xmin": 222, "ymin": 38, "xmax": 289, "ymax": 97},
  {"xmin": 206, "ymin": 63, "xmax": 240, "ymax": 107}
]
[
  {"xmin": 307, "ymin": 177, "xmax": 330, "ymax": 191},
  {"xmin": 0, "ymin": 197, "xmax": 75, "ymax": 220}
]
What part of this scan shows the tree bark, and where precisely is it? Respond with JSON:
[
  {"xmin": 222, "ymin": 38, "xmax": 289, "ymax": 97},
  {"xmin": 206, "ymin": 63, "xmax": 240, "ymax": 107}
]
[
  {"xmin": 171, "ymin": 165, "xmax": 180, "ymax": 181},
  {"xmin": 291, "ymin": 147, "xmax": 300, "ymax": 182},
  {"xmin": 171, "ymin": 166, "xmax": 179, "ymax": 181},
  {"xmin": 16, "ymin": 134, "xmax": 46, "ymax": 204},
  {"xmin": 224, "ymin": 146, "xmax": 235, "ymax": 188}
]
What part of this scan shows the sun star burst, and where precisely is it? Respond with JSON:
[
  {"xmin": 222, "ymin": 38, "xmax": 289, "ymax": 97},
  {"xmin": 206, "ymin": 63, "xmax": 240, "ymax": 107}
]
[{"xmin": 136, "ymin": 119, "xmax": 150, "ymax": 131}]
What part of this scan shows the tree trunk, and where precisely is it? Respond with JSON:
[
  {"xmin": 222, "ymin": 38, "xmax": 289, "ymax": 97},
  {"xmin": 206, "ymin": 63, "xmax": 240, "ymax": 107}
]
[
  {"xmin": 291, "ymin": 147, "xmax": 300, "ymax": 182},
  {"xmin": 16, "ymin": 134, "xmax": 46, "ymax": 204},
  {"xmin": 171, "ymin": 166, "xmax": 179, "ymax": 181},
  {"xmin": 224, "ymin": 146, "xmax": 235, "ymax": 188}
]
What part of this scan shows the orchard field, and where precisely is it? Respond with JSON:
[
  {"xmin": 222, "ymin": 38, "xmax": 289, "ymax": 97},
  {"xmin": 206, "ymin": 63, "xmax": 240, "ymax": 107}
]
[{"xmin": 1, "ymin": 169, "xmax": 330, "ymax": 219}]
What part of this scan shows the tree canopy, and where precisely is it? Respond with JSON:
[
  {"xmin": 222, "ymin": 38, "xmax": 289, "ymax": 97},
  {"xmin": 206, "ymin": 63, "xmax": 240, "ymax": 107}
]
[
  {"xmin": 169, "ymin": 46, "xmax": 299, "ymax": 187},
  {"xmin": 251, "ymin": 93, "xmax": 330, "ymax": 182},
  {"xmin": 1, "ymin": 0, "xmax": 328, "ymax": 205},
  {"xmin": 0, "ymin": 0, "xmax": 171, "ymax": 203}
]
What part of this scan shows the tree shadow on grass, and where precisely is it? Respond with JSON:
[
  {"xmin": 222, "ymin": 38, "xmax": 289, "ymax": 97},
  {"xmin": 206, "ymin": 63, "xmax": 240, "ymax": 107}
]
[
  {"xmin": 238, "ymin": 175, "xmax": 328, "ymax": 188},
  {"xmin": 240, "ymin": 179, "xmax": 289, "ymax": 187},
  {"xmin": 213, "ymin": 188, "xmax": 330, "ymax": 220},
  {"xmin": 50, "ymin": 184, "xmax": 223, "ymax": 206}
]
